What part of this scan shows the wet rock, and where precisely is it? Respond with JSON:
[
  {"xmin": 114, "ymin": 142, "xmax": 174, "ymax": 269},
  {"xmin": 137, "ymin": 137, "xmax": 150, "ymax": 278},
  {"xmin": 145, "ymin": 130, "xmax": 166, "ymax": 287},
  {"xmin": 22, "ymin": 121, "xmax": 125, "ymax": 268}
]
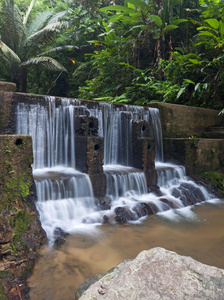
[
  {"xmin": 132, "ymin": 203, "xmax": 154, "ymax": 218},
  {"xmin": 194, "ymin": 187, "xmax": 206, "ymax": 202},
  {"xmin": 172, "ymin": 187, "xmax": 181, "ymax": 198},
  {"xmin": 95, "ymin": 197, "xmax": 111, "ymax": 210},
  {"xmin": 54, "ymin": 227, "xmax": 69, "ymax": 239},
  {"xmin": 160, "ymin": 198, "xmax": 174, "ymax": 209},
  {"xmin": 76, "ymin": 247, "xmax": 224, "ymax": 300},
  {"xmin": 114, "ymin": 207, "xmax": 138, "ymax": 224},
  {"xmin": 102, "ymin": 215, "xmax": 110, "ymax": 224},
  {"xmin": 54, "ymin": 236, "xmax": 67, "ymax": 248},
  {"xmin": 53, "ymin": 227, "xmax": 69, "ymax": 248},
  {"xmin": 172, "ymin": 183, "xmax": 206, "ymax": 206},
  {"xmin": 179, "ymin": 195, "xmax": 189, "ymax": 206},
  {"xmin": 149, "ymin": 185, "xmax": 163, "ymax": 196},
  {"xmin": 147, "ymin": 202, "xmax": 159, "ymax": 213}
]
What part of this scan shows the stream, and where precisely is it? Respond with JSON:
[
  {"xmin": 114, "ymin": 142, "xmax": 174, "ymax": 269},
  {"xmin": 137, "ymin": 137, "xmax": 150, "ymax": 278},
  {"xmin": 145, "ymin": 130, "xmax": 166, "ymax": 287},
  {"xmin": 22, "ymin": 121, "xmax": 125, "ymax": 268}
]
[{"xmin": 28, "ymin": 200, "xmax": 224, "ymax": 300}]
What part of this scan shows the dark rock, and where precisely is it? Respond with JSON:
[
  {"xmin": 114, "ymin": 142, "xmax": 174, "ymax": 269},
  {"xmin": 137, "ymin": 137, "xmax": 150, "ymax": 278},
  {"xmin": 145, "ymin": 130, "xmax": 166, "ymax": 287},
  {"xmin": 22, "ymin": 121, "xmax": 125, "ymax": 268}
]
[
  {"xmin": 54, "ymin": 227, "xmax": 69, "ymax": 239},
  {"xmin": 95, "ymin": 197, "xmax": 111, "ymax": 211},
  {"xmin": 53, "ymin": 227, "xmax": 69, "ymax": 248},
  {"xmin": 115, "ymin": 207, "xmax": 138, "ymax": 224},
  {"xmin": 54, "ymin": 236, "xmax": 67, "ymax": 248},
  {"xmin": 149, "ymin": 185, "xmax": 163, "ymax": 196},
  {"xmin": 159, "ymin": 198, "xmax": 174, "ymax": 209},
  {"xmin": 102, "ymin": 215, "xmax": 109, "ymax": 224},
  {"xmin": 132, "ymin": 203, "xmax": 154, "ymax": 218},
  {"xmin": 172, "ymin": 187, "xmax": 181, "ymax": 198}
]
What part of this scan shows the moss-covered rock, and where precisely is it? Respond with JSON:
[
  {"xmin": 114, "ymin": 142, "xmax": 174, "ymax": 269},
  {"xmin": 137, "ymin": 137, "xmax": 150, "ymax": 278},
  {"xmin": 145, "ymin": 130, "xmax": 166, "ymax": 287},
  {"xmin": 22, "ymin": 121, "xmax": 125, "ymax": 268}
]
[
  {"xmin": 199, "ymin": 171, "xmax": 224, "ymax": 197},
  {"xmin": 0, "ymin": 135, "xmax": 47, "ymax": 299}
]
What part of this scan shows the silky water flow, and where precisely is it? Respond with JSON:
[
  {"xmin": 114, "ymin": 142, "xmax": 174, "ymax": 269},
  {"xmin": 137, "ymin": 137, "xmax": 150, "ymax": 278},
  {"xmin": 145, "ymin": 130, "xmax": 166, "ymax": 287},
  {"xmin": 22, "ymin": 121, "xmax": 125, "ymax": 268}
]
[{"xmin": 16, "ymin": 97, "xmax": 220, "ymax": 244}]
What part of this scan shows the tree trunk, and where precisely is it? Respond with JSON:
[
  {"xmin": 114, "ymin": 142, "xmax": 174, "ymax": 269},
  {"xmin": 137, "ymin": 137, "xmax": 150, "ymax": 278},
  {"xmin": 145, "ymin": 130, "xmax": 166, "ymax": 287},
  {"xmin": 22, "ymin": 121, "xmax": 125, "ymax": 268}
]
[{"xmin": 21, "ymin": 68, "xmax": 27, "ymax": 93}]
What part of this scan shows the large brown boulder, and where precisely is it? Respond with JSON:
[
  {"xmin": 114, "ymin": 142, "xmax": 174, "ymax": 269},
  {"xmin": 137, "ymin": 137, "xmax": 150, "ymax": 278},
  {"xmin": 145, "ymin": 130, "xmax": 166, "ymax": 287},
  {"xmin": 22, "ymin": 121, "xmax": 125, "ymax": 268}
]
[{"xmin": 76, "ymin": 247, "xmax": 224, "ymax": 300}]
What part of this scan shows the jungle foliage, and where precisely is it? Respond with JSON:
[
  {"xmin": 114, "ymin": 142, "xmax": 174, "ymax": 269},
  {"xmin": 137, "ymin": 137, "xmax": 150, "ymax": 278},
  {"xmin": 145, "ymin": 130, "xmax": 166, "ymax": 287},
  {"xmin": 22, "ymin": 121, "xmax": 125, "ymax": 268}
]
[{"xmin": 0, "ymin": 0, "xmax": 223, "ymax": 110}]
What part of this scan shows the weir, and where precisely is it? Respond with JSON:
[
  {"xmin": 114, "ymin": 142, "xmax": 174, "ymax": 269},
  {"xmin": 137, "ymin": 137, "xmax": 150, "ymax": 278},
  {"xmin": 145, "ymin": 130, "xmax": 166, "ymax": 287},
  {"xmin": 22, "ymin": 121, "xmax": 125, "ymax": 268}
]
[{"xmin": 12, "ymin": 95, "xmax": 220, "ymax": 244}]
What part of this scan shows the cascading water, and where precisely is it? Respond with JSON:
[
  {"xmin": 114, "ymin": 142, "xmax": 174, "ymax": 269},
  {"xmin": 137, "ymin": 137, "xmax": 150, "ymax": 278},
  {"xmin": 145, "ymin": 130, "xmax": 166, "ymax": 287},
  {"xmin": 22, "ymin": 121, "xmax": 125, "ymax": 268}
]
[
  {"xmin": 16, "ymin": 98, "xmax": 100, "ymax": 244},
  {"xmin": 16, "ymin": 97, "xmax": 219, "ymax": 243}
]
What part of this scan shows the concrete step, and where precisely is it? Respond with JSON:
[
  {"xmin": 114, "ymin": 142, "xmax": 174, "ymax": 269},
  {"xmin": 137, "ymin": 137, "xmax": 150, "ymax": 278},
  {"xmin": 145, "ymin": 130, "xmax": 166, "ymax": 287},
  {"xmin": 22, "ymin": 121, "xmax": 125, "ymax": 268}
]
[{"xmin": 202, "ymin": 127, "xmax": 224, "ymax": 139}]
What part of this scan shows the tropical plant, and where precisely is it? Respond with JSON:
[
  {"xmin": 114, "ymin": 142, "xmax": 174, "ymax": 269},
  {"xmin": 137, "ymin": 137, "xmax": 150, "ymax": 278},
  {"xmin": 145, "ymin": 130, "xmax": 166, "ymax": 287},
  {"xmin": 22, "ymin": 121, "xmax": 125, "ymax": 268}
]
[{"xmin": 0, "ymin": 0, "xmax": 67, "ymax": 92}]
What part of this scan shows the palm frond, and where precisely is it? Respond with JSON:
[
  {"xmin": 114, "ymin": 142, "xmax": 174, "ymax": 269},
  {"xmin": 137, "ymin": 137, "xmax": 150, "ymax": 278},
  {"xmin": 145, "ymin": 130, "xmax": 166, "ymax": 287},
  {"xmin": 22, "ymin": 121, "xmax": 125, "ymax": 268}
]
[
  {"xmin": 23, "ymin": 0, "xmax": 36, "ymax": 26},
  {"xmin": 0, "ymin": 40, "xmax": 21, "ymax": 65},
  {"xmin": 40, "ymin": 45, "xmax": 79, "ymax": 56},
  {"xmin": 24, "ymin": 21, "xmax": 68, "ymax": 57},
  {"xmin": 21, "ymin": 56, "xmax": 67, "ymax": 72},
  {"xmin": 47, "ymin": 11, "xmax": 67, "ymax": 24},
  {"xmin": 25, "ymin": 10, "xmax": 53, "ymax": 38},
  {"xmin": 0, "ymin": 40, "xmax": 21, "ymax": 80},
  {"xmin": 1, "ymin": 0, "xmax": 24, "ymax": 51},
  {"xmin": 73, "ymin": 62, "xmax": 92, "ymax": 76}
]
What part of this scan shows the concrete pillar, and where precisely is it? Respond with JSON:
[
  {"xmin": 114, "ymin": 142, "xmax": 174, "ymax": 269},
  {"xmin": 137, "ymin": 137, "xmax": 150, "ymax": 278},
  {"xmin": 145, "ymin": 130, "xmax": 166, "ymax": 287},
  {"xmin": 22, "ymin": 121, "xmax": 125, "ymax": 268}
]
[
  {"xmin": 132, "ymin": 120, "xmax": 156, "ymax": 186},
  {"xmin": 75, "ymin": 115, "xmax": 106, "ymax": 197}
]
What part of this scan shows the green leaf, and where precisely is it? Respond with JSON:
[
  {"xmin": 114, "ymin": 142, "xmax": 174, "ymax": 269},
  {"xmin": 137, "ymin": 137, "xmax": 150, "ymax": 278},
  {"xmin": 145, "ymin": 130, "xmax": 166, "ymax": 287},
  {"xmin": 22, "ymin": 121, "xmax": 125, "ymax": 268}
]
[
  {"xmin": 220, "ymin": 21, "xmax": 224, "ymax": 39},
  {"xmin": 0, "ymin": 40, "xmax": 21, "ymax": 65},
  {"xmin": 218, "ymin": 108, "xmax": 224, "ymax": 115},
  {"xmin": 183, "ymin": 79, "xmax": 195, "ymax": 85},
  {"xmin": 188, "ymin": 58, "xmax": 202, "ymax": 65},
  {"xmin": 151, "ymin": 15, "xmax": 163, "ymax": 27},
  {"xmin": 197, "ymin": 31, "xmax": 215, "ymax": 37},
  {"xmin": 171, "ymin": 19, "xmax": 188, "ymax": 26},
  {"xmin": 205, "ymin": 18, "xmax": 219, "ymax": 29},
  {"xmin": 99, "ymin": 29, "xmax": 115, "ymax": 37},
  {"xmin": 194, "ymin": 82, "xmax": 201, "ymax": 92},
  {"xmin": 203, "ymin": 83, "xmax": 208, "ymax": 89},
  {"xmin": 177, "ymin": 87, "xmax": 186, "ymax": 99},
  {"xmin": 99, "ymin": 5, "xmax": 134, "ymax": 14},
  {"xmin": 127, "ymin": 2, "xmax": 135, "ymax": 9},
  {"xmin": 127, "ymin": 0, "xmax": 151, "ymax": 11},
  {"xmin": 165, "ymin": 24, "xmax": 178, "ymax": 32},
  {"xmin": 152, "ymin": 29, "xmax": 160, "ymax": 39},
  {"xmin": 128, "ymin": 25, "xmax": 150, "ymax": 31}
]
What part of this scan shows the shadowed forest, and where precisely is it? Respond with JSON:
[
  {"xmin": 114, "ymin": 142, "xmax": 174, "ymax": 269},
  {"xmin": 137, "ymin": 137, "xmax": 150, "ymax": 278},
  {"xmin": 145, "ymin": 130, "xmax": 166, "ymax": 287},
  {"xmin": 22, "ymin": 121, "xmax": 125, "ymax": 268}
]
[{"xmin": 0, "ymin": 0, "xmax": 223, "ymax": 112}]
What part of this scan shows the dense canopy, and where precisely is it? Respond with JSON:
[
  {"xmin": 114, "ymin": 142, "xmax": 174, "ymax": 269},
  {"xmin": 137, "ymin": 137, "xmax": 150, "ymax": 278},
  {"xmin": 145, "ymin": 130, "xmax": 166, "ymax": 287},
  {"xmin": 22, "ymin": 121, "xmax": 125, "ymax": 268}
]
[{"xmin": 0, "ymin": 0, "xmax": 223, "ymax": 111}]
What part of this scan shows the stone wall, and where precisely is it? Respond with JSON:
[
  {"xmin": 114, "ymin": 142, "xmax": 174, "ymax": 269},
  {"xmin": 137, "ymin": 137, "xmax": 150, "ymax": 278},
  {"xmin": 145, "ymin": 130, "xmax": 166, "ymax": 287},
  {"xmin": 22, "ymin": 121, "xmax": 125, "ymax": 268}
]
[
  {"xmin": 163, "ymin": 138, "xmax": 224, "ymax": 182},
  {"xmin": 0, "ymin": 91, "xmax": 158, "ymax": 191},
  {"xmin": 1, "ymin": 90, "xmax": 223, "ymax": 187},
  {"xmin": 150, "ymin": 102, "xmax": 224, "ymax": 183},
  {"xmin": 149, "ymin": 102, "xmax": 223, "ymax": 138},
  {"xmin": 0, "ymin": 135, "xmax": 47, "ymax": 299}
]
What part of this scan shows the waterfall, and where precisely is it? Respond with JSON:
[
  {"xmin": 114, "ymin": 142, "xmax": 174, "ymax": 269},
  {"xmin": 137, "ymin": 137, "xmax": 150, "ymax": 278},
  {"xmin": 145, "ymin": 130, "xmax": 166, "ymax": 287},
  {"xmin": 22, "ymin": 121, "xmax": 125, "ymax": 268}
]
[
  {"xmin": 104, "ymin": 165, "xmax": 148, "ymax": 201},
  {"xmin": 16, "ymin": 98, "xmax": 99, "ymax": 244},
  {"xmin": 149, "ymin": 108, "xmax": 163, "ymax": 162},
  {"xmin": 16, "ymin": 97, "xmax": 219, "ymax": 243},
  {"xmin": 89, "ymin": 103, "xmax": 150, "ymax": 166}
]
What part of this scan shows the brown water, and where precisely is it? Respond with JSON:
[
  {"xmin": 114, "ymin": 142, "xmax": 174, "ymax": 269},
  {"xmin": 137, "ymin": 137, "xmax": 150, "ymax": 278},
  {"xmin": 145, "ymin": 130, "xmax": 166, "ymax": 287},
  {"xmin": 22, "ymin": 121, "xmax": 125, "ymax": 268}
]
[{"xmin": 29, "ymin": 201, "xmax": 224, "ymax": 300}]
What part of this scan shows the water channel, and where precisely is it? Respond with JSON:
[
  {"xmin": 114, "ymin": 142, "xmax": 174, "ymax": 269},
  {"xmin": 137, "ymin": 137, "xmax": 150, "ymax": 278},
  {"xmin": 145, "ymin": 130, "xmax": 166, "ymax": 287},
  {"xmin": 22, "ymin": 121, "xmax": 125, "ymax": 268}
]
[
  {"xmin": 15, "ymin": 97, "xmax": 223, "ymax": 299},
  {"xmin": 28, "ymin": 201, "xmax": 224, "ymax": 300}
]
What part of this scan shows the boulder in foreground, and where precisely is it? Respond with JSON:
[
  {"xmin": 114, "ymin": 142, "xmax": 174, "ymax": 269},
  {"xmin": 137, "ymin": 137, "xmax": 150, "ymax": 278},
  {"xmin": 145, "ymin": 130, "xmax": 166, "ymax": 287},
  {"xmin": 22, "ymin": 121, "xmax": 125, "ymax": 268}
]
[{"xmin": 76, "ymin": 247, "xmax": 224, "ymax": 300}]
